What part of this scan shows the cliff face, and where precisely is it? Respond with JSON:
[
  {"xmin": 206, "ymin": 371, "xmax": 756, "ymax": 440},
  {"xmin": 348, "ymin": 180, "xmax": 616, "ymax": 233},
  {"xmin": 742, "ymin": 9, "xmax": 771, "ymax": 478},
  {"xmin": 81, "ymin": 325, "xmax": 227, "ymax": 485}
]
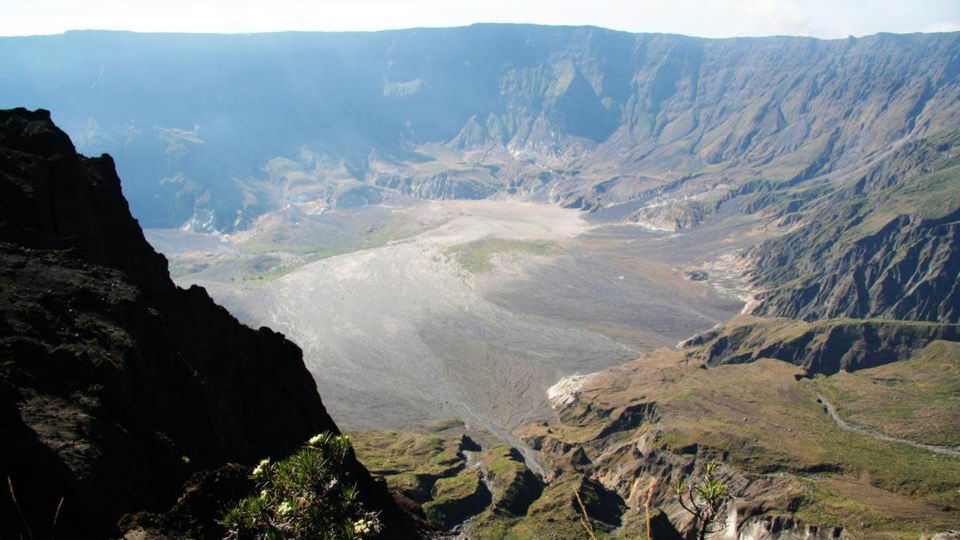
[
  {"xmin": 753, "ymin": 210, "xmax": 959, "ymax": 322},
  {"xmin": 1, "ymin": 28, "xmax": 956, "ymax": 231},
  {"xmin": 685, "ymin": 316, "xmax": 960, "ymax": 374},
  {"xmin": 747, "ymin": 131, "xmax": 960, "ymax": 323},
  {"xmin": 0, "ymin": 109, "xmax": 408, "ymax": 538}
]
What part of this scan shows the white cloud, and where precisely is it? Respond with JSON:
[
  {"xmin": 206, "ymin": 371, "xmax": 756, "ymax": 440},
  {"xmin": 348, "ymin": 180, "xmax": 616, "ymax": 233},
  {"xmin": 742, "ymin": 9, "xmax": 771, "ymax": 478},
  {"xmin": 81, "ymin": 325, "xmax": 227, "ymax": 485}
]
[{"xmin": 923, "ymin": 21, "xmax": 960, "ymax": 33}]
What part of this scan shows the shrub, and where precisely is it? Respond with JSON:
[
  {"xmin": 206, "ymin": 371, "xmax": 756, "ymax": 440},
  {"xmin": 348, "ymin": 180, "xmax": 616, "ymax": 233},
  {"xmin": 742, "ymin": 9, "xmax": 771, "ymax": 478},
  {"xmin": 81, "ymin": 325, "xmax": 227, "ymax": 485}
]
[{"xmin": 222, "ymin": 433, "xmax": 382, "ymax": 539}]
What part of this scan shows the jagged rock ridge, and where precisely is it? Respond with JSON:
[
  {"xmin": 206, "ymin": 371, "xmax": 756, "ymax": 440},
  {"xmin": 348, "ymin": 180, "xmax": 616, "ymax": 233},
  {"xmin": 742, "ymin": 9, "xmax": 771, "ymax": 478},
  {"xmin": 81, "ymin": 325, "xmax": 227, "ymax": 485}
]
[
  {"xmin": 746, "ymin": 131, "xmax": 960, "ymax": 323},
  {"xmin": 0, "ymin": 108, "xmax": 413, "ymax": 538},
  {"xmin": 1, "ymin": 27, "xmax": 957, "ymax": 231},
  {"xmin": 687, "ymin": 316, "xmax": 960, "ymax": 374}
]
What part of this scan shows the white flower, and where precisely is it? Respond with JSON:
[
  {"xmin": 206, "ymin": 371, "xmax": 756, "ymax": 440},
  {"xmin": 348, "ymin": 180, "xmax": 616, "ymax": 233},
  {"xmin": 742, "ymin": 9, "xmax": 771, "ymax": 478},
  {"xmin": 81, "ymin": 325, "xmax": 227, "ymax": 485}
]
[
  {"xmin": 277, "ymin": 501, "xmax": 294, "ymax": 516},
  {"xmin": 252, "ymin": 458, "xmax": 270, "ymax": 477},
  {"xmin": 260, "ymin": 489, "xmax": 269, "ymax": 499},
  {"xmin": 353, "ymin": 519, "xmax": 372, "ymax": 535},
  {"xmin": 353, "ymin": 516, "xmax": 381, "ymax": 536},
  {"xmin": 308, "ymin": 433, "xmax": 325, "ymax": 446}
]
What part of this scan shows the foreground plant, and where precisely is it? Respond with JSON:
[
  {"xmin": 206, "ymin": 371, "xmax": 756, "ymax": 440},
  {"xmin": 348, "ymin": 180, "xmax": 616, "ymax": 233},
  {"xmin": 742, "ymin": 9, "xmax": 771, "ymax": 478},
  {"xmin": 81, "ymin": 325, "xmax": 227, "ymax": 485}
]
[
  {"xmin": 670, "ymin": 460, "xmax": 730, "ymax": 540},
  {"xmin": 222, "ymin": 433, "xmax": 382, "ymax": 539}
]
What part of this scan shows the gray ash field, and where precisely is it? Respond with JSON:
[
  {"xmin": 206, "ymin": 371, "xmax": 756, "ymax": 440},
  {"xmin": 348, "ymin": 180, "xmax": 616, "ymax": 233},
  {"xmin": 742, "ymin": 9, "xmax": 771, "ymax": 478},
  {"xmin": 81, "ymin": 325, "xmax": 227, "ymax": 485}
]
[{"xmin": 148, "ymin": 198, "xmax": 754, "ymax": 451}]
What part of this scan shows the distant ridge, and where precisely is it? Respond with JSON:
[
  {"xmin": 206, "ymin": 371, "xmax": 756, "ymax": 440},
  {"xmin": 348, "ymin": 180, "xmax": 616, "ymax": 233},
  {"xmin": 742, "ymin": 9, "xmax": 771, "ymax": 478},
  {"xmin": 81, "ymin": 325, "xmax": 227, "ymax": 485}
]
[{"xmin": 1, "ymin": 26, "xmax": 956, "ymax": 232}]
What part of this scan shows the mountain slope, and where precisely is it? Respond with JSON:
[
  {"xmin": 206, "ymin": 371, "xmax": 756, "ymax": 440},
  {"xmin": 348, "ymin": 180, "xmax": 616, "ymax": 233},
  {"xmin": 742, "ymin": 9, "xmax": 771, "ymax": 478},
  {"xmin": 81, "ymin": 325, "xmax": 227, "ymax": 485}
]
[
  {"xmin": 477, "ymin": 122, "xmax": 960, "ymax": 538},
  {"xmin": 0, "ymin": 108, "xmax": 414, "ymax": 538},
  {"xmin": 1, "ymin": 27, "xmax": 957, "ymax": 231},
  {"xmin": 747, "ymin": 131, "xmax": 960, "ymax": 322}
]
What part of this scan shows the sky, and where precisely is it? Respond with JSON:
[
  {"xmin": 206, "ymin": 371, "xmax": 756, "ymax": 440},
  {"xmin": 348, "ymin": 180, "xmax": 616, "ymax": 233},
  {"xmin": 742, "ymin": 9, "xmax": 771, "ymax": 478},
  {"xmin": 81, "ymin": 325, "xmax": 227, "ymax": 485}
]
[{"xmin": 0, "ymin": 0, "xmax": 958, "ymax": 39}]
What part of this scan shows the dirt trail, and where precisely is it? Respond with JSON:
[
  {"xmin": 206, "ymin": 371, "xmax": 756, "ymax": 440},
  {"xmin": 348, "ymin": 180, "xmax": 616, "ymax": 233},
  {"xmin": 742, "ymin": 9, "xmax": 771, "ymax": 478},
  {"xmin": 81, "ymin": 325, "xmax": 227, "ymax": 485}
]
[{"xmin": 817, "ymin": 395, "xmax": 960, "ymax": 457}]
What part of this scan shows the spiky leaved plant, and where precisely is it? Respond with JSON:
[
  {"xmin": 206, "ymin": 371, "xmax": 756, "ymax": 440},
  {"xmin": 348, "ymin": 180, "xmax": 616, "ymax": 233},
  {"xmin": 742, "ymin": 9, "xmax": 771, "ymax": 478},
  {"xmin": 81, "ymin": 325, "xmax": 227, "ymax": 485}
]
[
  {"xmin": 222, "ymin": 433, "xmax": 382, "ymax": 539},
  {"xmin": 670, "ymin": 460, "xmax": 730, "ymax": 540}
]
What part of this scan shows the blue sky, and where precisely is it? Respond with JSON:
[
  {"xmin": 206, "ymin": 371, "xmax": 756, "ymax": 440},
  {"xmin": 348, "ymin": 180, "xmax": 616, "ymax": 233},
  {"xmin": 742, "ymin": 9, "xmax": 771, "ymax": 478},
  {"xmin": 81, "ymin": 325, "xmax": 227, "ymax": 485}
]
[{"xmin": 1, "ymin": 0, "xmax": 957, "ymax": 38}]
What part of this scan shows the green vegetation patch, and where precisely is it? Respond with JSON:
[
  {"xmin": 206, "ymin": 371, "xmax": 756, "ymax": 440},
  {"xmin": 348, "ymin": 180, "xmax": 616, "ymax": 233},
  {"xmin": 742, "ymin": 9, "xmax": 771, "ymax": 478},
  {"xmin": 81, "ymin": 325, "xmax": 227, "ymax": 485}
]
[
  {"xmin": 533, "ymin": 348, "xmax": 960, "ymax": 538},
  {"xmin": 349, "ymin": 422, "xmax": 471, "ymax": 527},
  {"xmin": 480, "ymin": 446, "xmax": 542, "ymax": 517},
  {"xmin": 445, "ymin": 237, "xmax": 555, "ymax": 273},
  {"xmin": 472, "ymin": 472, "xmax": 585, "ymax": 539},
  {"xmin": 422, "ymin": 468, "xmax": 486, "ymax": 527},
  {"xmin": 222, "ymin": 433, "xmax": 382, "ymax": 539},
  {"xmin": 817, "ymin": 340, "xmax": 960, "ymax": 446},
  {"xmin": 166, "ymin": 205, "xmax": 446, "ymax": 285},
  {"xmin": 349, "ymin": 428, "xmax": 464, "ymax": 495},
  {"xmin": 431, "ymin": 468, "xmax": 482, "ymax": 502},
  {"xmin": 654, "ymin": 359, "xmax": 960, "ymax": 508},
  {"xmin": 792, "ymin": 476, "xmax": 959, "ymax": 539}
]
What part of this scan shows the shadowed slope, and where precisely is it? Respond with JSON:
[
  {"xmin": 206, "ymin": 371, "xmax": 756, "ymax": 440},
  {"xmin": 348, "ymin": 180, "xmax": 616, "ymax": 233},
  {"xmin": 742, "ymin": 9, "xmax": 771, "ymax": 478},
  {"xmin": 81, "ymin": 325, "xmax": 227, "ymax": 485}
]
[{"xmin": 0, "ymin": 108, "xmax": 415, "ymax": 538}]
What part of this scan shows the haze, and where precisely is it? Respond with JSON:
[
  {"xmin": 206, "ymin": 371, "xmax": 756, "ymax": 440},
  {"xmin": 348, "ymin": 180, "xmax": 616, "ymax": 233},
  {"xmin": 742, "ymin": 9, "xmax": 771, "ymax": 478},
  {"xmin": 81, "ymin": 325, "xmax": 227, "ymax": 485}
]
[{"xmin": 1, "ymin": 0, "xmax": 958, "ymax": 39}]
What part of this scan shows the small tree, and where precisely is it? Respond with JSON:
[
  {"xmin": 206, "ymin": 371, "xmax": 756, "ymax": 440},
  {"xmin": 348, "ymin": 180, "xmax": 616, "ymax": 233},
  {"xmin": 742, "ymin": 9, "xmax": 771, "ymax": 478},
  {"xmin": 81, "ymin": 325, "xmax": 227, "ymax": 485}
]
[
  {"xmin": 221, "ymin": 433, "xmax": 382, "ymax": 539},
  {"xmin": 670, "ymin": 460, "xmax": 730, "ymax": 540}
]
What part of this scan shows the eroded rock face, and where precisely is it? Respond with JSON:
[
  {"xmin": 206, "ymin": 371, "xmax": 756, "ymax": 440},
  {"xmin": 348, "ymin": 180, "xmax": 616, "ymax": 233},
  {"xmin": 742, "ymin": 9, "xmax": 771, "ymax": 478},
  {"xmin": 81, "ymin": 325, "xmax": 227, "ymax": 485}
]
[
  {"xmin": 0, "ymin": 108, "xmax": 410, "ymax": 538},
  {"xmin": 751, "ymin": 211, "xmax": 960, "ymax": 323},
  {"xmin": 687, "ymin": 317, "xmax": 960, "ymax": 375},
  {"xmin": 2, "ymin": 29, "xmax": 957, "ymax": 231},
  {"xmin": 736, "ymin": 514, "xmax": 849, "ymax": 540},
  {"xmin": 746, "ymin": 132, "xmax": 960, "ymax": 324}
]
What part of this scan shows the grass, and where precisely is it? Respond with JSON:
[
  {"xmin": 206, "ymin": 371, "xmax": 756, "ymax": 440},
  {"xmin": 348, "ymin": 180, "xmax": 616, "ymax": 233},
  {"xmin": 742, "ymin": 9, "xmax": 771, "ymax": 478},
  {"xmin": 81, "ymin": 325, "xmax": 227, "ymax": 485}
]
[
  {"xmin": 483, "ymin": 446, "xmax": 527, "ymax": 487},
  {"xmin": 351, "ymin": 426, "xmax": 552, "ymax": 536},
  {"xmin": 165, "ymin": 243, "xmax": 346, "ymax": 284},
  {"xmin": 164, "ymin": 204, "xmax": 445, "ymax": 285},
  {"xmin": 349, "ymin": 428, "xmax": 463, "ymax": 481},
  {"xmin": 468, "ymin": 464, "xmax": 628, "ymax": 539},
  {"xmin": 424, "ymin": 469, "xmax": 482, "ymax": 512},
  {"xmin": 350, "ymin": 421, "xmax": 517, "ymax": 530},
  {"xmin": 816, "ymin": 340, "xmax": 960, "ymax": 446},
  {"xmin": 490, "ymin": 473, "xmax": 626, "ymax": 540},
  {"xmin": 792, "ymin": 478, "xmax": 895, "ymax": 535},
  {"xmin": 660, "ymin": 361, "xmax": 960, "ymax": 505},
  {"xmin": 343, "ymin": 330, "xmax": 957, "ymax": 537},
  {"xmin": 530, "ymin": 346, "xmax": 960, "ymax": 538},
  {"xmin": 473, "ymin": 473, "xmax": 585, "ymax": 539},
  {"xmin": 479, "ymin": 446, "xmax": 542, "ymax": 519},
  {"xmin": 349, "ymin": 422, "xmax": 472, "ymax": 527},
  {"xmin": 168, "ymin": 262, "xmax": 209, "ymax": 278},
  {"xmin": 445, "ymin": 237, "xmax": 555, "ymax": 273}
]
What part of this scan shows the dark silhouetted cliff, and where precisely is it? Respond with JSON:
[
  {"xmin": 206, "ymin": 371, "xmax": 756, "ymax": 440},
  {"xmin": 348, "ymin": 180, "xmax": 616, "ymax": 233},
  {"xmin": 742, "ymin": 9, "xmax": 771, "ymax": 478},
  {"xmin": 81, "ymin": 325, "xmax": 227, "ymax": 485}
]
[{"xmin": 0, "ymin": 108, "xmax": 416, "ymax": 538}]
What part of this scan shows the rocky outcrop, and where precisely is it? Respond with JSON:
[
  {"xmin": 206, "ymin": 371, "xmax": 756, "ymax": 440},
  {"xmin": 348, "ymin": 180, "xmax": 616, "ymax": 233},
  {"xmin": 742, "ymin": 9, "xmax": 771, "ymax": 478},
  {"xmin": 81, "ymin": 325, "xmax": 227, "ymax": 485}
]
[
  {"xmin": 422, "ymin": 470, "xmax": 491, "ymax": 529},
  {"xmin": 118, "ymin": 464, "xmax": 252, "ymax": 538},
  {"xmin": 747, "ymin": 132, "xmax": 960, "ymax": 323},
  {"xmin": 334, "ymin": 183, "xmax": 389, "ymax": 208},
  {"xmin": 521, "ymin": 389, "xmax": 819, "ymax": 539},
  {"xmin": 480, "ymin": 446, "xmax": 543, "ymax": 518},
  {"xmin": 373, "ymin": 170, "xmax": 500, "ymax": 200},
  {"xmin": 752, "ymin": 209, "xmax": 960, "ymax": 323},
  {"xmin": 687, "ymin": 317, "xmax": 960, "ymax": 374},
  {"xmin": 735, "ymin": 514, "xmax": 849, "ymax": 540},
  {"xmin": 0, "ymin": 109, "xmax": 414, "ymax": 538}
]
